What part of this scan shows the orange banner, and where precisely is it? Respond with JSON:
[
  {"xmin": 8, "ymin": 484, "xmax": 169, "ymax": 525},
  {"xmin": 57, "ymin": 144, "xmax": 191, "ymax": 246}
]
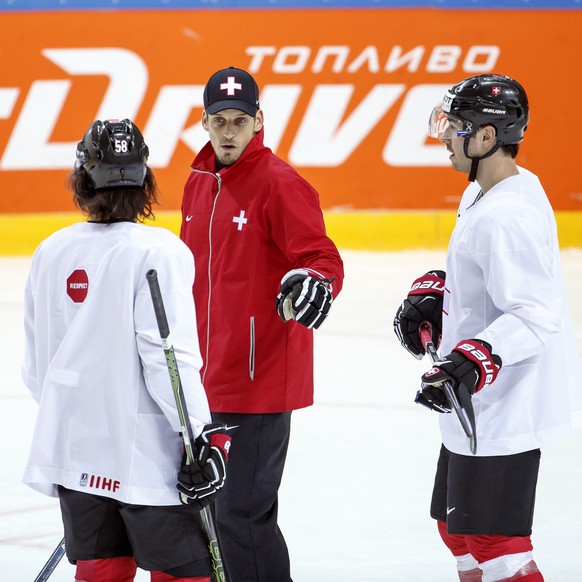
[{"xmin": 0, "ymin": 8, "xmax": 581, "ymax": 214}]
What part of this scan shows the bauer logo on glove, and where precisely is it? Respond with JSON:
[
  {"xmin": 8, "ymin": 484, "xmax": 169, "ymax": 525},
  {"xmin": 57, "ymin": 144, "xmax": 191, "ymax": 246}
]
[
  {"xmin": 455, "ymin": 342, "xmax": 499, "ymax": 386},
  {"xmin": 420, "ymin": 339, "xmax": 502, "ymax": 401},
  {"xmin": 394, "ymin": 270, "xmax": 446, "ymax": 359}
]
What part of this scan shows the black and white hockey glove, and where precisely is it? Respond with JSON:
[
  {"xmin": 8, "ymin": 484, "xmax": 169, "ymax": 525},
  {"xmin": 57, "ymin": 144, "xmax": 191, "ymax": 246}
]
[
  {"xmin": 276, "ymin": 268, "xmax": 334, "ymax": 329},
  {"xmin": 418, "ymin": 339, "xmax": 502, "ymax": 413},
  {"xmin": 394, "ymin": 270, "xmax": 445, "ymax": 359},
  {"xmin": 177, "ymin": 423, "xmax": 232, "ymax": 509}
]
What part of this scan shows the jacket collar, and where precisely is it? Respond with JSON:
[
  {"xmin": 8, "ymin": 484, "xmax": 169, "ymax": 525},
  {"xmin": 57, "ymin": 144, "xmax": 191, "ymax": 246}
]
[{"xmin": 192, "ymin": 128, "xmax": 266, "ymax": 173}]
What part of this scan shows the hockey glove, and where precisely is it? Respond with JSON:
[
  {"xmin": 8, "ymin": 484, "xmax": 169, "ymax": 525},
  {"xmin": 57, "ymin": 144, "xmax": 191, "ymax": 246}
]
[
  {"xmin": 276, "ymin": 268, "xmax": 334, "ymax": 329},
  {"xmin": 177, "ymin": 423, "xmax": 232, "ymax": 509},
  {"xmin": 394, "ymin": 270, "xmax": 446, "ymax": 359},
  {"xmin": 418, "ymin": 339, "xmax": 502, "ymax": 413}
]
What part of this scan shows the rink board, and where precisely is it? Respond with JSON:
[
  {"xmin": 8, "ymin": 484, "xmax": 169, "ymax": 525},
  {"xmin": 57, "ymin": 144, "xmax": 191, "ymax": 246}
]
[{"xmin": 1, "ymin": 210, "xmax": 581, "ymax": 255}]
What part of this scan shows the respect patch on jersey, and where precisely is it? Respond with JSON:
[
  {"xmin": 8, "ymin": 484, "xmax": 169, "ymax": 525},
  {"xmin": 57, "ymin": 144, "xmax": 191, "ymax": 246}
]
[{"xmin": 67, "ymin": 269, "xmax": 89, "ymax": 303}]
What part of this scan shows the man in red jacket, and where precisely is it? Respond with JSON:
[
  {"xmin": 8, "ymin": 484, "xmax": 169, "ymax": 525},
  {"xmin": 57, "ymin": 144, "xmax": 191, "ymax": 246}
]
[{"xmin": 180, "ymin": 66, "xmax": 344, "ymax": 581}]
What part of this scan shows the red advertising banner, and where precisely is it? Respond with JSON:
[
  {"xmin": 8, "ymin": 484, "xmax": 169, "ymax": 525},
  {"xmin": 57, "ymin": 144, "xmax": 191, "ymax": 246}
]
[{"xmin": 0, "ymin": 8, "xmax": 581, "ymax": 216}]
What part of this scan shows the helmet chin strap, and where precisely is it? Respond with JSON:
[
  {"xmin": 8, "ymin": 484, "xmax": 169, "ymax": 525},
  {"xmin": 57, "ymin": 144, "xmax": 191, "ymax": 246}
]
[
  {"xmin": 463, "ymin": 136, "xmax": 503, "ymax": 182},
  {"xmin": 468, "ymin": 158, "xmax": 480, "ymax": 183}
]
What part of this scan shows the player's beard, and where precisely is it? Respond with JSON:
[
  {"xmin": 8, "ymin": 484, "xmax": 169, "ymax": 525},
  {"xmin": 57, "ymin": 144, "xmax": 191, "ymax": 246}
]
[{"xmin": 214, "ymin": 143, "xmax": 241, "ymax": 166}]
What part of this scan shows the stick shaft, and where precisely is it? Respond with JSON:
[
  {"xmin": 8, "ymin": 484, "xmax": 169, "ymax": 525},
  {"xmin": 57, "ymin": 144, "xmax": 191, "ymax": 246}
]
[
  {"xmin": 419, "ymin": 323, "xmax": 477, "ymax": 453},
  {"xmin": 34, "ymin": 537, "xmax": 66, "ymax": 582},
  {"xmin": 146, "ymin": 269, "xmax": 227, "ymax": 581}
]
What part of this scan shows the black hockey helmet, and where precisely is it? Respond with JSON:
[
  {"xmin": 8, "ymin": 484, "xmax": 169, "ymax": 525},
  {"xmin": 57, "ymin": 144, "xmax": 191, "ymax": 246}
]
[
  {"xmin": 429, "ymin": 74, "xmax": 529, "ymax": 181},
  {"xmin": 442, "ymin": 74, "xmax": 529, "ymax": 145},
  {"xmin": 75, "ymin": 119, "xmax": 149, "ymax": 190}
]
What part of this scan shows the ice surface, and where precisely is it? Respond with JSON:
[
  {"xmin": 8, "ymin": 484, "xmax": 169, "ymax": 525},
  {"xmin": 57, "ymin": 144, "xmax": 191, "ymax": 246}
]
[{"xmin": 1, "ymin": 250, "xmax": 581, "ymax": 581}]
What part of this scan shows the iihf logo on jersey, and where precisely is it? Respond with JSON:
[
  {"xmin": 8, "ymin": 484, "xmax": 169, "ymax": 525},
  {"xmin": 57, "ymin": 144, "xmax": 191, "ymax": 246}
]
[{"xmin": 79, "ymin": 472, "xmax": 121, "ymax": 493}]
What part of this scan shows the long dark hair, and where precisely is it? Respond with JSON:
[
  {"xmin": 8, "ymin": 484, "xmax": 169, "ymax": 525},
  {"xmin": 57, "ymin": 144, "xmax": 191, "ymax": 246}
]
[{"xmin": 68, "ymin": 166, "xmax": 159, "ymax": 222}]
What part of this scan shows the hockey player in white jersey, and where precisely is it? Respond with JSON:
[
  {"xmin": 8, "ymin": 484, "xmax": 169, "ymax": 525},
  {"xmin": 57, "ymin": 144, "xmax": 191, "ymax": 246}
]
[
  {"xmin": 394, "ymin": 75, "xmax": 582, "ymax": 581},
  {"xmin": 22, "ymin": 119, "xmax": 232, "ymax": 581}
]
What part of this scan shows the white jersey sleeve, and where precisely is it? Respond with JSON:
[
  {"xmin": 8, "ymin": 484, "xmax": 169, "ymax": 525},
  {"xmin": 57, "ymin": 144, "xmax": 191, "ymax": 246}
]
[{"xmin": 135, "ymin": 241, "xmax": 211, "ymax": 439}]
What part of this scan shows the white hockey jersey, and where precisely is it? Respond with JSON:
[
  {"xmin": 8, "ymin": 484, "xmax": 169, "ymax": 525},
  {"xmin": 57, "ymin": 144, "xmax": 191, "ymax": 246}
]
[
  {"xmin": 22, "ymin": 221, "xmax": 211, "ymax": 505},
  {"xmin": 440, "ymin": 167, "xmax": 582, "ymax": 456}
]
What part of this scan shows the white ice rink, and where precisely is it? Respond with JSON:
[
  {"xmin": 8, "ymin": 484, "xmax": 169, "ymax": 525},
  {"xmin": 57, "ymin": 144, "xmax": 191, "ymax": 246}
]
[{"xmin": 1, "ymin": 250, "xmax": 581, "ymax": 581}]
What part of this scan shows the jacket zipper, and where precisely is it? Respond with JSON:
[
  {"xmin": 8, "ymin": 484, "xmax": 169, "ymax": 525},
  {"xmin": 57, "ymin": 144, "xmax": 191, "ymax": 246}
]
[
  {"xmin": 190, "ymin": 168, "xmax": 222, "ymax": 385},
  {"xmin": 249, "ymin": 316, "xmax": 255, "ymax": 381}
]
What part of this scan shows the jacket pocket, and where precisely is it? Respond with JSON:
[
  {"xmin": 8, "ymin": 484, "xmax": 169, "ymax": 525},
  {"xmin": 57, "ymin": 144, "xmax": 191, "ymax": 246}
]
[{"xmin": 249, "ymin": 316, "xmax": 255, "ymax": 381}]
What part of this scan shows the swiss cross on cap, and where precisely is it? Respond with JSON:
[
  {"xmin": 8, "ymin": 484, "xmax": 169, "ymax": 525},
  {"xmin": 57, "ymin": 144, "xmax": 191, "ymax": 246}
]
[
  {"xmin": 203, "ymin": 66, "xmax": 260, "ymax": 117},
  {"xmin": 492, "ymin": 86, "xmax": 502, "ymax": 96}
]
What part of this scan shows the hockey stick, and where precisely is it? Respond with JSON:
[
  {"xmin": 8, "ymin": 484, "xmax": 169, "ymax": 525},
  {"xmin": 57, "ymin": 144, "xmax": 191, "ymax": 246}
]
[
  {"xmin": 418, "ymin": 322, "xmax": 477, "ymax": 455},
  {"xmin": 146, "ymin": 269, "xmax": 227, "ymax": 582},
  {"xmin": 34, "ymin": 536, "xmax": 66, "ymax": 582}
]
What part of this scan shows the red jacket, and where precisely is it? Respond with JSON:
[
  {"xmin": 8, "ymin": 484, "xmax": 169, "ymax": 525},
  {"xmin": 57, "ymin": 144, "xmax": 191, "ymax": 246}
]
[{"xmin": 180, "ymin": 129, "xmax": 344, "ymax": 413}]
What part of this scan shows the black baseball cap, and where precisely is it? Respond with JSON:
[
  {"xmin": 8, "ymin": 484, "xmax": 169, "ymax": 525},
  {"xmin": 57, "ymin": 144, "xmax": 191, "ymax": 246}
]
[{"xmin": 203, "ymin": 66, "xmax": 260, "ymax": 117}]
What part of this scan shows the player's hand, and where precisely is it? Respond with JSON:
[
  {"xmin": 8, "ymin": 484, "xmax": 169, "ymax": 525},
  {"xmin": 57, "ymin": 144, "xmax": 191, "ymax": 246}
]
[
  {"xmin": 394, "ymin": 270, "xmax": 445, "ymax": 359},
  {"xmin": 177, "ymin": 423, "xmax": 233, "ymax": 508},
  {"xmin": 276, "ymin": 269, "xmax": 334, "ymax": 329},
  {"xmin": 417, "ymin": 339, "xmax": 502, "ymax": 413}
]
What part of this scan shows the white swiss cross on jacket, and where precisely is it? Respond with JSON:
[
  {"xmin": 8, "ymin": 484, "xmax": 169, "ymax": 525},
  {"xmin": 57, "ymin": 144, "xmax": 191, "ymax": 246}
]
[{"xmin": 232, "ymin": 210, "xmax": 248, "ymax": 231}]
